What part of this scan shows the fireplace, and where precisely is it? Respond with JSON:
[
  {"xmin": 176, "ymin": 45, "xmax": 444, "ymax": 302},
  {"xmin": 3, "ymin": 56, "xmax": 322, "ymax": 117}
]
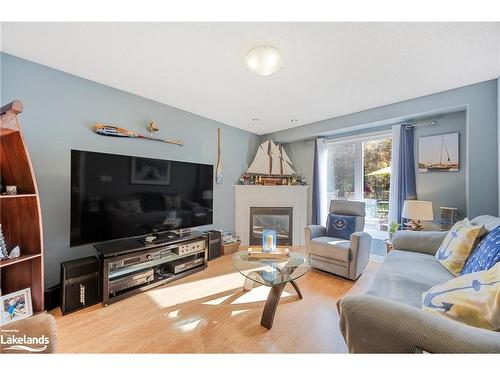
[{"xmin": 249, "ymin": 207, "xmax": 293, "ymax": 246}]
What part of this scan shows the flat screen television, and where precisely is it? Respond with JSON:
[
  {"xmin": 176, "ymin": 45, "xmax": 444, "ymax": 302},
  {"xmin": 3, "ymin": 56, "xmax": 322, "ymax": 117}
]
[{"xmin": 70, "ymin": 150, "xmax": 213, "ymax": 247}]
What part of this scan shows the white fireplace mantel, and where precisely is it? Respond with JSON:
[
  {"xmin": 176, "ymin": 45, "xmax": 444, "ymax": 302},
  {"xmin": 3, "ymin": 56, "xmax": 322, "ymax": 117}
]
[{"xmin": 234, "ymin": 185, "xmax": 310, "ymax": 246}]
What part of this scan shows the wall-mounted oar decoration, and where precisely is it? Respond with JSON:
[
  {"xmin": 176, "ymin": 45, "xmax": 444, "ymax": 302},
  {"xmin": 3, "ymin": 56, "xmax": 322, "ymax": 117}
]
[{"xmin": 94, "ymin": 124, "xmax": 184, "ymax": 146}]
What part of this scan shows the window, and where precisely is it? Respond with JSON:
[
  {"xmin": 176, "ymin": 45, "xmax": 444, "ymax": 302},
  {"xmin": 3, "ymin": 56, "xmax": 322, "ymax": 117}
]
[{"xmin": 327, "ymin": 132, "xmax": 392, "ymax": 256}]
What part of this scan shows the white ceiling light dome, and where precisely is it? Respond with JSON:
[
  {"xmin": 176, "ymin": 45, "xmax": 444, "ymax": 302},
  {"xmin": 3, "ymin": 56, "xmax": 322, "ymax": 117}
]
[{"xmin": 245, "ymin": 45, "xmax": 283, "ymax": 76}]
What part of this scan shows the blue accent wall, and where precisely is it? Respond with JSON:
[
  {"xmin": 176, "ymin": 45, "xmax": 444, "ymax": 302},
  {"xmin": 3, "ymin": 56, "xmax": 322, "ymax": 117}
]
[
  {"xmin": 263, "ymin": 80, "xmax": 499, "ymax": 219},
  {"xmin": 1, "ymin": 53, "xmax": 260, "ymax": 286}
]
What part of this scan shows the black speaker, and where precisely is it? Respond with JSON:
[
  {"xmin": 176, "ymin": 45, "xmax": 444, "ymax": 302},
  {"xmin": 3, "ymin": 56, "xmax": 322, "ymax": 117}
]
[
  {"xmin": 206, "ymin": 230, "xmax": 222, "ymax": 261},
  {"xmin": 44, "ymin": 284, "xmax": 61, "ymax": 311},
  {"xmin": 60, "ymin": 256, "xmax": 101, "ymax": 315}
]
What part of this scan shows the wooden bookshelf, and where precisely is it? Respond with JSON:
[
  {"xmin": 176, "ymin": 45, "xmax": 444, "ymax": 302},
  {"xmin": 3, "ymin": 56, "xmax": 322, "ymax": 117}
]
[{"xmin": 0, "ymin": 100, "xmax": 44, "ymax": 313}]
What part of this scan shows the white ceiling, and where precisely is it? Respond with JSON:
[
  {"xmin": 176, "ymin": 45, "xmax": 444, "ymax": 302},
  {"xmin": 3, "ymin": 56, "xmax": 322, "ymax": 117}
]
[{"xmin": 1, "ymin": 22, "xmax": 500, "ymax": 135}]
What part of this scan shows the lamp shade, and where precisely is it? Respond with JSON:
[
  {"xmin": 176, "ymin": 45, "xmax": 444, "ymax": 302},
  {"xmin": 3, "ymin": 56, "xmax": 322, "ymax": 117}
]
[{"xmin": 401, "ymin": 200, "xmax": 434, "ymax": 221}]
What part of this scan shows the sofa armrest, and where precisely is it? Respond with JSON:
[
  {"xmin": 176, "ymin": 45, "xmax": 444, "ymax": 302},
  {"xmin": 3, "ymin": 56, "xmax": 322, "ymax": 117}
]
[
  {"xmin": 337, "ymin": 294, "xmax": 500, "ymax": 353},
  {"xmin": 392, "ymin": 230, "xmax": 447, "ymax": 255},
  {"xmin": 305, "ymin": 224, "xmax": 326, "ymax": 245},
  {"xmin": 348, "ymin": 232, "xmax": 372, "ymax": 280},
  {"xmin": 0, "ymin": 313, "xmax": 57, "ymax": 354}
]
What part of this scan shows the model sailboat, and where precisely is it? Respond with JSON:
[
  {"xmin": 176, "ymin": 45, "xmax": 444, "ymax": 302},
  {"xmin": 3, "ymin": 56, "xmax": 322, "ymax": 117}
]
[{"xmin": 247, "ymin": 140, "xmax": 296, "ymax": 176}]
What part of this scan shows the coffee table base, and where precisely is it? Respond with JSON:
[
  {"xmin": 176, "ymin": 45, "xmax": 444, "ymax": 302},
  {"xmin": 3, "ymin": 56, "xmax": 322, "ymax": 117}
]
[{"xmin": 243, "ymin": 272, "xmax": 303, "ymax": 329}]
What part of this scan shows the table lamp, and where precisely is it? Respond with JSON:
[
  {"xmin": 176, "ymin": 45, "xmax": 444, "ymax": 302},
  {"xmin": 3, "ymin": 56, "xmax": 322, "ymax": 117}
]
[{"xmin": 401, "ymin": 200, "xmax": 434, "ymax": 231}]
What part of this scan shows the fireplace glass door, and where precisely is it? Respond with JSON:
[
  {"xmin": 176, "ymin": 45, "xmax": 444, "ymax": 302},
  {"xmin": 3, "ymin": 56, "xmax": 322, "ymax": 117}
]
[{"xmin": 249, "ymin": 207, "xmax": 293, "ymax": 246}]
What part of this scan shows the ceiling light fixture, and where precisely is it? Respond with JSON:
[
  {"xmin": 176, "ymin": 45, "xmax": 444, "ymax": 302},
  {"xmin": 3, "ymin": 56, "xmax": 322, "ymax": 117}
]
[
  {"xmin": 290, "ymin": 119, "xmax": 298, "ymax": 123},
  {"xmin": 251, "ymin": 118, "xmax": 260, "ymax": 122},
  {"xmin": 245, "ymin": 46, "xmax": 283, "ymax": 76}
]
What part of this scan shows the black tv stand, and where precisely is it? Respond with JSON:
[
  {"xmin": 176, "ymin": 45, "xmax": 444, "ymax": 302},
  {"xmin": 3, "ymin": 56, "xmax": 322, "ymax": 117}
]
[
  {"xmin": 95, "ymin": 231, "xmax": 208, "ymax": 305},
  {"xmin": 139, "ymin": 231, "xmax": 179, "ymax": 245}
]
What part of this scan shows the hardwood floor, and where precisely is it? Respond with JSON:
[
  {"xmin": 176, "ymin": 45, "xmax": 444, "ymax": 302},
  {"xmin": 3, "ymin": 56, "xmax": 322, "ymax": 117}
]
[{"xmin": 50, "ymin": 248, "xmax": 380, "ymax": 353}]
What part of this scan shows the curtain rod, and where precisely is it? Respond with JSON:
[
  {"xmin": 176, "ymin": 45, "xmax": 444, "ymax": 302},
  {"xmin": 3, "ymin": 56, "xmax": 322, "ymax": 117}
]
[{"xmin": 403, "ymin": 120, "xmax": 438, "ymax": 130}]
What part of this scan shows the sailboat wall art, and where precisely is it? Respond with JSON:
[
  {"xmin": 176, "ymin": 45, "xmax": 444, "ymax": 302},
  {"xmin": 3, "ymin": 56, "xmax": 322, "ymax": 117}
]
[{"xmin": 418, "ymin": 132, "xmax": 459, "ymax": 173}]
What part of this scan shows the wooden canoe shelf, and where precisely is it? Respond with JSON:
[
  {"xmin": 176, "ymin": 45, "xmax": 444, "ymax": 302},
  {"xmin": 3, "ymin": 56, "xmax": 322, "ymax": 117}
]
[
  {"xmin": 0, "ymin": 253, "xmax": 42, "ymax": 268},
  {"xmin": 0, "ymin": 193, "xmax": 37, "ymax": 199},
  {"xmin": 0, "ymin": 100, "xmax": 44, "ymax": 313}
]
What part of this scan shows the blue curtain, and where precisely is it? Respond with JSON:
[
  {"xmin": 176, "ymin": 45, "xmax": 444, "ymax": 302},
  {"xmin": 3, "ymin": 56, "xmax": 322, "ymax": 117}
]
[
  {"xmin": 311, "ymin": 139, "xmax": 321, "ymax": 225},
  {"xmin": 397, "ymin": 124, "xmax": 417, "ymax": 224}
]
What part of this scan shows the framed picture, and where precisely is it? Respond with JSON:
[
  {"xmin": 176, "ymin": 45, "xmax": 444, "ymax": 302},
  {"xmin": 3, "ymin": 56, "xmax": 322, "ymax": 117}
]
[
  {"xmin": 1, "ymin": 287, "xmax": 33, "ymax": 324},
  {"xmin": 130, "ymin": 157, "xmax": 171, "ymax": 185},
  {"xmin": 418, "ymin": 132, "xmax": 459, "ymax": 172}
]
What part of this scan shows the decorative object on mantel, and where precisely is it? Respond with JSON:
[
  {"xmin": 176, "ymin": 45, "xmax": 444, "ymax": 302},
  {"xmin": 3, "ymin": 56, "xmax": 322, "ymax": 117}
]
[
  {"xmin": 247, "ymin": 247, "xmax": 290, "ymax": 260},
  {"xmin": 240, "ymin": 140, "xmax": 305, "ymax": 186},
  {"xmin": 401, "ymin": 200, "xmax": 434, "ymax": 231},
  {"xmin": 94, "ymin": 124, "xmax": 184, "ymax": 146},
  {"xmin": 215, "ymin": 128, "xmax": 223, "ymax": 184}
]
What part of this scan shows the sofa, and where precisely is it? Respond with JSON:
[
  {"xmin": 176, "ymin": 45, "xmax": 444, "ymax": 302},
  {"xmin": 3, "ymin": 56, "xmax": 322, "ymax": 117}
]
[
  {"xmin": 337, "ymin": 215, "xmax": 500, "ymax": 353},
  {"xmin": 305, "ymin": 200, "xmax": 372, "ymax": 280}
]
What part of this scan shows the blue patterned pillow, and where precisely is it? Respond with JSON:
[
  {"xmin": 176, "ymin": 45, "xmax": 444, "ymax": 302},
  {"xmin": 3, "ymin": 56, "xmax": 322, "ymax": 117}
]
[
  {"xmin": 326, "ymin": 214, "xmax": 356, "ymax": 240},
  {"xmin": 461, "ymin": 225, "xmax": 500, "ymax": 275}
]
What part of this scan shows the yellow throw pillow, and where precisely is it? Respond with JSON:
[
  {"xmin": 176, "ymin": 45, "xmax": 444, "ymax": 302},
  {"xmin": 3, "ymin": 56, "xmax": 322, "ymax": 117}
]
[
  {"xmin": 435, "ymin": 218, "xmax": 484, "ymax": 276},
  {"xmin": 422, "ymin": 263, "xmax": 500, "ymax": 331}
]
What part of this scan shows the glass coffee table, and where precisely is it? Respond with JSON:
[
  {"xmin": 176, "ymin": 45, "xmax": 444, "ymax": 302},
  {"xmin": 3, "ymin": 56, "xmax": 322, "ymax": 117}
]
[{"xmin": 232, "ymin": 250, "xmax": 311, "ymax": 329}]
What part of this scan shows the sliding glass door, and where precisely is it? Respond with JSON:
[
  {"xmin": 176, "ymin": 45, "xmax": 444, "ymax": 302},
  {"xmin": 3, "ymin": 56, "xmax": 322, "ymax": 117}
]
[
  {"xmin": 327, "ymin": 132, "xmax": 392, "ymax": 251},
  {"xmin": 362, "ymin": 138, "xmax": 392, "ymax": 232}
]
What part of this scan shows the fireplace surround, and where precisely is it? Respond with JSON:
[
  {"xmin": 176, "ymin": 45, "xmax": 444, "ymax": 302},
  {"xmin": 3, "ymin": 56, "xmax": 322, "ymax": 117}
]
[{"xmin": 234, "ymin": 185, "xmax": 309, "ymax": 246}]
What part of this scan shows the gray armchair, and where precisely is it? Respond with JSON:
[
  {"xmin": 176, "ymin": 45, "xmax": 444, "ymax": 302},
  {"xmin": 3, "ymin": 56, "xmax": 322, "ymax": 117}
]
[{"xmin": 305, "ymin": 200, "xmax": 372, "ymax": 280}]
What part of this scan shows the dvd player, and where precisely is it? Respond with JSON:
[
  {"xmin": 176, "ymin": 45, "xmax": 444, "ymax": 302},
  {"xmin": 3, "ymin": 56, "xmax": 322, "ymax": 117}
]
[
  {"xmin": 108, "ymin": 246, "xmax": 173, "ymax": 271},
  {"xmin": 172, "ymin": 239, "xmax": 206, "ymax": 257},
  {"xmin": 109, "ymin": 269, "xmax": 154, "ymax": 294},
  {"xmin": 166, "ymin": 256, "xmax": 205, "ymax": 274}
]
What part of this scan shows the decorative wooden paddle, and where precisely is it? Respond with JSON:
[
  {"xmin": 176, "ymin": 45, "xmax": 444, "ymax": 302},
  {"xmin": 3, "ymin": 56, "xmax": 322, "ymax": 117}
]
[
  {"xmin": 215, "ymin": 128, "xmax": 223, "ymax": 184},
  {"xmin": 94, "ymin": 124, "xmax": 183, "ymax": 146}
]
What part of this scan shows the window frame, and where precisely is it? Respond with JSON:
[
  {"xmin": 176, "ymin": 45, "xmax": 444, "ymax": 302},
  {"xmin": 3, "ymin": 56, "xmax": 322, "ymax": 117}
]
[{"xmin": 327, "ymin": 130, "xmax": 392, "ymax": 201}]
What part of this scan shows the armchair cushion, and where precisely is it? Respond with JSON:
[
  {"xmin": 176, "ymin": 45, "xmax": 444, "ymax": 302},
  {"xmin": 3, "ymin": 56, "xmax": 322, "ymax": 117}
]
[
  {"xmin": 309, "ymin": 237, "xmax": 350, "ymax": 262},
  {"xmin": 326, "ymin": 213, "xmax": 356, "ymax": 240}
]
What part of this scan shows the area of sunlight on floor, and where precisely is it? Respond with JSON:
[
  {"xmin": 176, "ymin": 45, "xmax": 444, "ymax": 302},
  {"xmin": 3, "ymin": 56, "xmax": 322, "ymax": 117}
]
[
  {"xmin": 146, "ymin": 265, "xmax": 291, "ymax": 309},
  {"xmin": 146, "ymin": 270, "xmax": 247, "ymax": 309}
]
